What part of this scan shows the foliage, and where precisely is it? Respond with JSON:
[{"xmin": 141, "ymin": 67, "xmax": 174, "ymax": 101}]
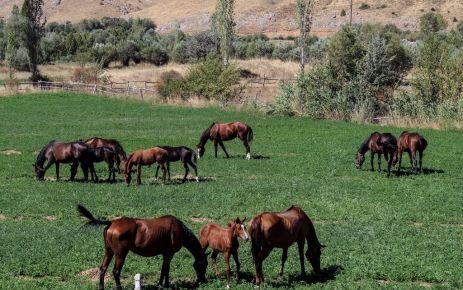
[
  {"xmin": 295, "ymin": 0, "xmax": 314, "ymax": 72},
  {"xmin": 420, "ymin": 12, "xmax": 448, "ymax": 34},
  {"xmin": 359, "ymin": 3, "xmax": 370, "ymax": 10},
  {"xmin": 215, "ymin": 0, "xmax": 235, "ymax": 65},
  {"xmin": 5, "ymin": 5, "xmax": 25, "ymax": 76},
  {"xmin": 157, "ymin": 70, "xmax": 187, "ymax": 101},
  {"xmin": 71, "ymin": 65, "xmax": 110, "ymax": 84},
  {"xmin": 183, "ymin": 31, "xmax": 219, "ymax": 61},
  {"xmin": 184, "ymin": 55, "xmax": 240, "ymax": 102}
]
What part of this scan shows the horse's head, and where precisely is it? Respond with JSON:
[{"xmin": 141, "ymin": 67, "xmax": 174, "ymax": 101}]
[
  {"xmin": 193, "ymin": 251, "xmax": 209, "ymax": 283},
  {"xmin": 355, "ymin": 152, "xmax": 365, "ymax": 169},
  {"xmin": 228, "ymin": 217, "xmax": 248, "ymax": 241},
  {"xmin": 196, "ymin": 144, "xmax": 205, "ymax": 158},
  {"xmin": 124, "ymin": 170, "xmax": 131, "ymax": 186},
  {"xmin": 305, "ymin": 243, "xmax": 325, "ymax": 274},
  {"xmin": 34, "ymin": 164, "xmax": 45, "ymax": 181}
]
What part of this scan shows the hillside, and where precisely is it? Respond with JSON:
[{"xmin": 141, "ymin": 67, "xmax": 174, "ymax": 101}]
[{"xmin": 0, "ymin": 0, "xmax": 462, "ymax": 36}]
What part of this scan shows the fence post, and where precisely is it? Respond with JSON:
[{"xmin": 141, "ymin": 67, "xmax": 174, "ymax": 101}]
[
  {"xmin": 134, "ymin": 273, "xmax": 141, "ymax": 290},
  {"xmin": 140, "ymin": 89, "xmax": 143, "ymax": 100},
  {"xmin": 93, "ymin": 85, "xmax": 97, "ymax": 94},
  {"xmin": 263, "ymin": 75, "xmax": 266, "ymax": 87}
]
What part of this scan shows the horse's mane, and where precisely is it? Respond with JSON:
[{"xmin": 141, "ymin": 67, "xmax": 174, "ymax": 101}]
[
  {"xmin": 358, "ymin": 132, "xmax": 379, "ymax": 154},
  {"xmin": 199, "ymin": 123, "xmax": 215, "ymax": 144},
  {"xmin": 35, "ymin": 140, "xmax": 56, "ymax": 167}
]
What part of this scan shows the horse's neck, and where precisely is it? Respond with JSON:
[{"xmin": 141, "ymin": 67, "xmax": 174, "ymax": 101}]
[
  {"xmin": 306, "ymin": 223, "xmax": 321, "ymax": 248},
  {"xmin": 358, "ymin": 140, "xmax": 370, "ymax": 155},
  {"xmin": 183, "ymin": 227, "xmax": 204, "ymax": 262},
  {"xmin": 199, "ymin": 134, "xmax": 209, "ymax": 147}
]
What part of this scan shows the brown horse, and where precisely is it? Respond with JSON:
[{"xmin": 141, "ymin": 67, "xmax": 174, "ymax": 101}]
[
  {"xmin": 77, "ymin": 205, "xmax": 208, "ymax": 290},
  {"xmin": 124, "ymin": 147, "xmax": 169, "ymax": 185},
  {"xmin": 87, "ymin": 146, "xmax": 117, "ymax": 183},
  {"xmin": 155, "ymin": 146, "xmax": 199, "ymax": 183},
  {"xmin": 199, "ymin": 217, "xmax": 248, "ymax": 288},
  {"xmin": 85, "ymin": 137, "xmax": 127, "ymax": 173},
  {"xmin": 395, "ymin": 131, "xmax": 428, "ymax": 174},
  {"xmin": 248, "ymin": 205, "xmax": 324, "ymax": 287},
  {"xmin": 355, "ymin": 132, "xmax": 397, "ymax": 176},
  {"xmin": 34, "ymin": 140, "xmax": 90, "ymax": 181},
  {"xmin": 197, "ymin": 122, "xmax": 253, "ymax": 160}
]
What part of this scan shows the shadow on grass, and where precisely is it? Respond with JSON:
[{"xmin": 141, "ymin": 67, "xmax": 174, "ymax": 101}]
[
  {"xmin": 395, "ymin": 167, "xmax": 445, "ymax": 176},
  {"xmin": 221, "ymin": 154, "xmax": 270, "ymax": 160},
  {"xmin": 167, "ymin": 176, "xmax": 216, "ymax": 185},
  {"xmin": 267, "ymin": 265, "xmax": 343, "ymax": 287}
]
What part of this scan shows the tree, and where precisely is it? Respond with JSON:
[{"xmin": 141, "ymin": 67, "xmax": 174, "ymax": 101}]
[
  {"xmin": 215, "ymin": 0, "xmax": 235, "ymax": 66},
  {"xmin": 5, "ymin": 5, "xmax": 24, "ymax": 79},
  {"xmin": 295, "ymin": 0, "xmax": 315, "ymax": 73},
  {"xmin": 419, "ymin": 12, "xmax": 448, "ymax": 35},
  {"xmin": 21, "ymin": 0, "xmax": 46, "ymax": 81}
]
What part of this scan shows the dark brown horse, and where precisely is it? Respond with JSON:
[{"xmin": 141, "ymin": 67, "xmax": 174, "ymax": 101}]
[
  {"xmin": 85, "ymin": 137, "xmax": 127, "ymax": 173},
  {"xmin": 77, "ymin": 205, "xmax": 208, "ymax": 290},
  {"xmin": 124, "ymin": 147, "xmax": 169, "ymax": 185},
  {"xmin": 155, "ymin": 146, "xmax": 199, "ymax": 183},
  {"xmin": 87, "ymin": 146, "xmax": 117, "ymax": 183},
  {"xmin": 395, "ymin": 131, "xmax": 428, "ymax": 174},
  {"xmin": 355, "ymin": 132, "xmax": 397, "ymax": 176},
  {"xmin": 197, "ymin": 122, "xmax": 253, "ymax": 160},
  {"xmin": 248, "ymin": 205, "xmax": 324, "ymax": 286},
  {"xmin": 199, "ymin": 217, "xmax": 248, "ymax": 288},
  {"xmin": 34, "ymin": 140, "xmax": 90, "ymax": 181}
]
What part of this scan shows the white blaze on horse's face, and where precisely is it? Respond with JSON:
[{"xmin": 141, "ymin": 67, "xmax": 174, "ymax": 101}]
[
  {"xmin": 241, "ymin": 224, "xmax": 249, "ymax": 240},
  {"xmin": 246, "ymin": 153, "xmax": 251, "ymax": 160}
]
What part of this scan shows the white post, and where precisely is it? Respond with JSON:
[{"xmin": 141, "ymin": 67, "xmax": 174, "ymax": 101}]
[{"xmin": 134, "ymin": 273, "xmax": 141, "ymax": 290}]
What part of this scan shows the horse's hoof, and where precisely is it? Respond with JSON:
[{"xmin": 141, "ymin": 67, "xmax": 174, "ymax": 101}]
[
  {"xmin": 226, "ymin": 285, "xmax": 230, "ymax": 289},
  {"xmin": 196, "ymin": 177, "xmax": 199, "ymax": 182}
]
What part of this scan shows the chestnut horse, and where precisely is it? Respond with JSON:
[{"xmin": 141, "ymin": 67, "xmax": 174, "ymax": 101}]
[
  {"xmin": 197, "ymin": 122, "xmax": 253, "ymax": 160},
  {"xmin": 155, "ymin": 146, "xmax": 199, "ymax": 183},
  {"xmin": 355, "ymin": 132, "xmax": 397, "ymax": 176},
  {"xmin": 248, "ymin": 205, "xmax": 324, "ymax": 287},
  {"xmin": 124, "ymin": 147, "xmax": 169, "ymax": 185},
  {"xmin": 199, "ymin": 217, "xmax": 248, "ymax": 288},
  {"xmin": 77, "ymin": 205, "xmax": 208, "ymax": 289},
  {"xmin": 87, "ymin": 146, "xmax": 117, "ymax": 183},
  {"xmin": 34, "ymin": 140, "xmax": 90, "ymax": 181},
  {"xmin": 85, "ymin": 137, "xmax": 127, "ymax": 173},
  {"xmin": 395, "ymin": 131, "xmax": 428, "ymax": 174}
]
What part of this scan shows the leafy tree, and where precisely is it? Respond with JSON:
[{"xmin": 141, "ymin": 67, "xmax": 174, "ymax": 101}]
[
  {"xmin": 295, "ymin": 0, "xmax": 314, "ymax": 73},
  {"xmin": 420, "ymin": 12, "xmax": 448, "ymax": 34},
  {"xmin": 215, "ymin": 0, "xmax": 235, "ymax": 65},
  {"xmin": 5, "ymin": 5, "xmax": 25, "ymax": 77},
  {"xmin": 21, "ymin": 0, "xmax": 46, "ymax": 81}
]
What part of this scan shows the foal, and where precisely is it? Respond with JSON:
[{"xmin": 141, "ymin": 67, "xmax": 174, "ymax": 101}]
[
  {"xmin": 124, "ymin": 147, "xmax": 169, "ymax": 185},
  {"xmin": 199, "ymin": 218, "xmax": 248, "ymax": 288},
  {"xmin": 355, "ymin": 132, "xmax": 397, "ymax": 176},
  {"xmin": 155, "ymin": 146, "xmax": 199, "ymax": 183},
  {"xmin": 85, "ymin": 137, "xmax": 127, "ymax": 173},
  {"xmin": 395, "ymin": 131, "xmax": 428, "ymax": 174},
  {"xmin": 87, "ymin": 146, "xmax": 117, "ymax": 183}
]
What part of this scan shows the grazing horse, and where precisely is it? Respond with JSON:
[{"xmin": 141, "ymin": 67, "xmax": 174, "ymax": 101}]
[
  {"xmin": 248, "ymin": 205, "xmax": 324, "ymax": 287},
  {"xmin": 395, "ymin": 131, "xmax": 428, "ymax": 174},
  {"xmin": 34, "ymin": 140, "xmax": 90, "ymax": 181},
  {"xmin": 197, "ymin": 122, "xmax": 253, "ymax": 160},
  {"xmin": 155, "ymin": 146, "xmax": 199, "ymax": 183},
  {"xmin": 85, "ymin": 137, "xmax": 127, "ymax": 173},
  {"xmin": 124, "ymin": 147, "xmax": 169, "ymax": 185},
  {"xmin": 77, "ymin": 205, "xmax": 208, "ymax": 290},
  {"xmin": 87, "ymin": 147, "xmax": 117, "ymax": 183},
  {"xmin": 199, "ymin": 217, "xmax": 248, "ymax": 288},
  {"xmin": 355, "ymin": 132, "xmax": 397, "ymax": 176}
]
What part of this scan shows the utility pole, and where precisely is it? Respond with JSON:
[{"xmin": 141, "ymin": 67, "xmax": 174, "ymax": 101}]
[{"xmin": 350, "ymin": 0, "xmax": 353, "ymax": 25}]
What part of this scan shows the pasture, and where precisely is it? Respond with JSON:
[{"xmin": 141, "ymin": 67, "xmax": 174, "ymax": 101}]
[{"xmin": 0, "ymin": 92, "xmax": 462, "ymax": 289}]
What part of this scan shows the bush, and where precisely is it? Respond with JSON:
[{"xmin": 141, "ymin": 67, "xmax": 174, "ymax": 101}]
[
  {"xmin": 183, "ymin": 31, "xmax": 219, "ymax": 61},
  {"xmin": 420, "ymin": 12, "xmax": 448, "ymax": 34},
  {"xmin": 359, "ymin": 3, "xmax": 370, "ymax": 10},
  {"xmin": 157, "ymin": 70, "xmax": 187, "ymax": 101},
  {"xmin": 340, "ymin": 9, "xmax": 346, "ymax": 17},
  {"xmin": 141, "ymin": 44, "xmax": 169, "ymax": 66},
  {"xmin": 13, "ymin": 47, "xmax": 30, "ymax": 71},
  {"xmin": 72, "ymin": 66, "xmax": 110, "ymax": 84},
  {"xmin": 184, "ymin": 56, "xmax": 240, "ymax": 102},
  {"xmin": 272, "ymin": 81, "xmax": 295, "ymax": 115}
]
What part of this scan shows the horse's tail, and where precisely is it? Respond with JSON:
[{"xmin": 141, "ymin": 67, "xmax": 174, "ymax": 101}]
[
  {"xmin": 250, "ymin": 215, "xmax": 263, "ymax": 262},
  {"xmin": 418, "ymin": 135, "xmax": 428, "ymax": 150},
  {"xmin": 77, "ymin": 205, "xmax": 111, "ymax": 227},
  {"xmin": 247, "ymin": 126, "xmax": 254, "ymax": 145},
  {"xmin": 191, "ymin": 150, "xmax": 197, "ymax": 164}
]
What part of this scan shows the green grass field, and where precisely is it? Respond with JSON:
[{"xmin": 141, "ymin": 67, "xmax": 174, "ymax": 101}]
[{"xmin": 0, "ymin": 93, "xmax": 462, "ymax": 289}]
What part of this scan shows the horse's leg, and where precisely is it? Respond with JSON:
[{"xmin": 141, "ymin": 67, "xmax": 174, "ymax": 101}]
[
  {"xmin": 411, "ymin": 150, "xmax": 418, "ymax": 173},
  {"xmin": 224, "ymin": 251, "xmax": 232, "ymax": 288},
  {"xmin": 187, "ymin": 160, "xmax": 199, "ymax": 182},
  {"xmin": 370, "ymin": 152, "xmax": 375, "ymax": 171},
  {"xmin": 42, "ymin": 159, "xmax": 55, "ymax": 179},
  {"xmin": 279, "ymin": 247, "xmax": 288, "ymax": 276},
  {"xmin": 213, "ymin": 139, "xmax": 218, "ymax": 158},
  {"xmin": 159, "ymin": 253, "xmax": 173, "ymax": 287},
  {"xmin": 55, "ymin": 162, "xmax": 60, "ymax": 180},
  {"xmin": 211, "ymin": 250, "xmax": 220, "ymax": 278},
  {"xmin": 242, "ymin": 139, "xmax": 251, "ymax": 160},
  {"xmin": 297, "ymin": 239, "xmax": 306, "ymax": 277},
  {"xmin": 80, "ymin": 162, "xmax": 89, "ymax": 182},
  {"xmin": 377, "ymin": 153, "xmax": 382, "ymax": 173},
  {"xmin": 418, "ymin": 150, "xmax": 423, "ymax": 173},
  {"xmin": 136, "ymin": 164, "xmax": 141, "ymax": 185},
  {"xmin": 256, "ymin": 247, "xmax": 272, "ymax": 286},
  {"xmin": 407, "ymin": 151, "xmax": 413, "ymax": 168},
  {"xmin": 90, "ymin": 162, "xmax": 98, "ymax": 183},
  {"xmin": 70, "ymin": 161, "xmax": 79, "ymax": 181},
  {"xmin": 160, "ymin": 163, "xmax": 167, "ymax": 184},
  {"xmin": 113, "ymin": 254, "xmax": 127, "ymax": 290},
  {"xmin": 154, "ymin": 165, "xmax": 160, "ymax": 179},
  {"xmin": 98, "ymin": 248, "xmax": 113, "ymax": 290},
  {"xmin": 397, "ymin": 150, "xmax": 403, "ymax": 175},
  {"xmin": 232, "ymin": 250, "xmax": 240, "ymax": 282},
  {"xmin": 387, "ymin": 151, "xmax": 393, "ymax": 177},
  {"xmin": 115, "ymin": 155, "xmax": 122, "ymax": 174},
  {"xmin": 182, "ymin": 162, "xmax": 189, "ymax": 183},
  {"xmin": 167, "ymin": 161, "xmax": 171, "ymax": 181},
  {"xmin": 218, "ymin": 139, "xmax": 230, "ymax": 158}
]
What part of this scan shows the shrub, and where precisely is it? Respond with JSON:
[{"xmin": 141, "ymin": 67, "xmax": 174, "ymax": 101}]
[
  {"xmin": 273, "ymin": 81, "xmax": 295, "ymax": 115},
  {"xmin": 72, "ymin": 66, "xmax": 110, "ymax": 84},
  {"xmin": 141, "ymin": 44, "xmax": 169, "ymax": 66},
  {"xmin": 340, "ymin": 9, "xmax": 346, "ymax": 17},
  {"xmin": 359, "ymin": 3, "xmax": 370, "ymax": 10},
  {"xmin": 157, "ymin": 70, "xmax": 187, "ymax": 101},
  {"xmin": 184, "ymin": 55, "xmax": 240, "ymax": 102},
  {"xmin": 420, "ymin": 12, "xmax": 448, "ymax": 34},
  {"xmin": 13, "ymin": 47, "xmax": 31, "ymax": 71},
  {"xmin": 183, "ymin": 31, "xmax": 219, "ymax": 61}
]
